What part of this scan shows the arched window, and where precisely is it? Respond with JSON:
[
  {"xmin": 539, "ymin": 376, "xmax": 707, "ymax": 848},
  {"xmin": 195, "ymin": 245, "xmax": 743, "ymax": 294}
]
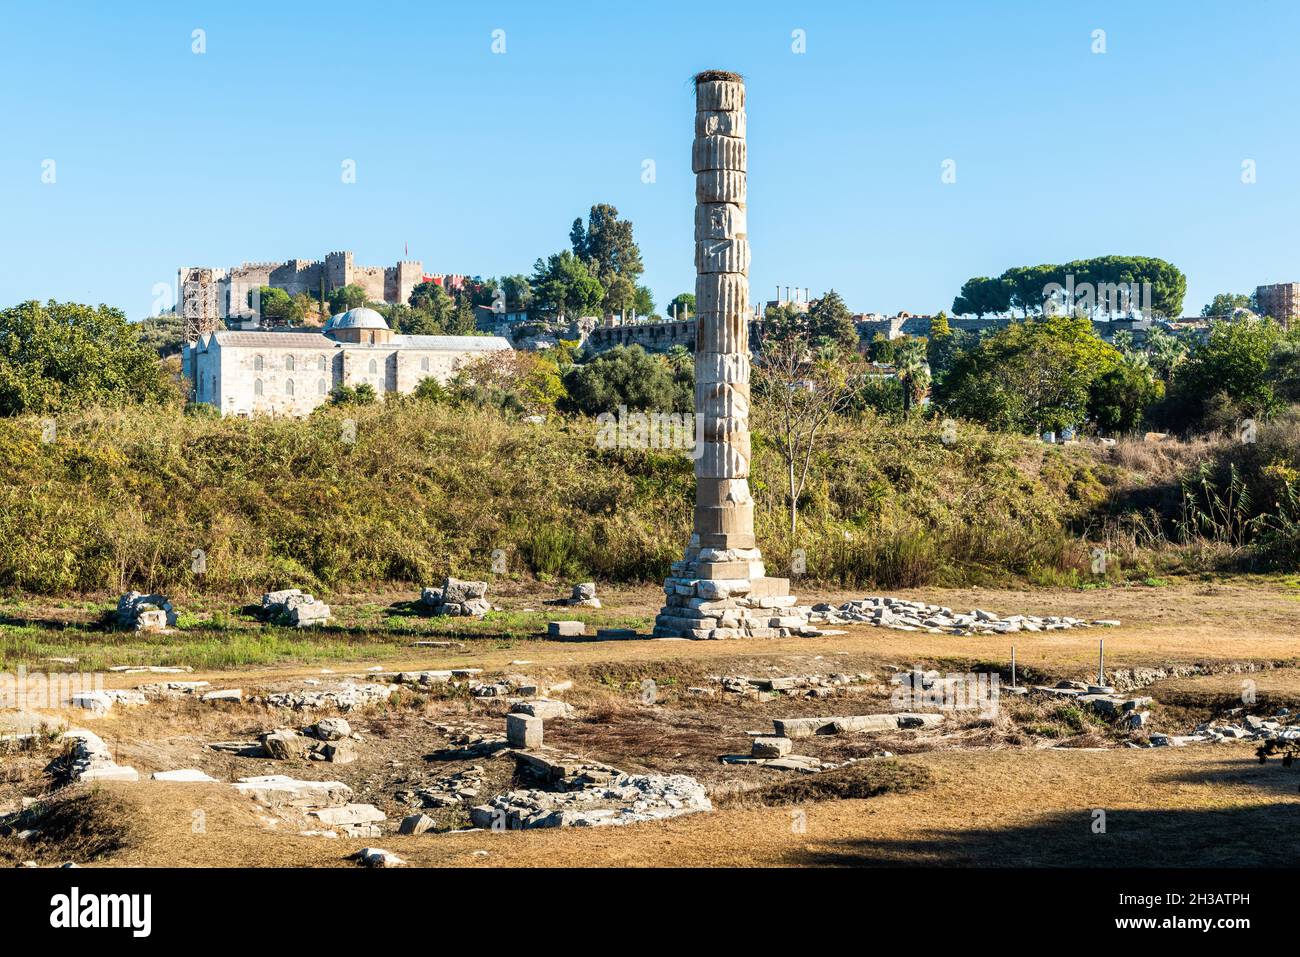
[
  {"xmin": 254, "ymin": 378, "xmax": 264, "ymax": 396},
  {"xmin": 254, "ymin": 355, "xmax": 264, "ymax": 371},
  {"xmin": 285, "ymin": 355, "xmax": 295, "ymax": 372},
  {"xmin": 368, "ymin": 358, "xmax": 378, "ymax": 374},
  {"xmin": 285, "ymin": 379, "xmax": 295, "ymax": 397},
  {"xmin": 420, "ymin": 356, "xmax": 430, "ymax": 372},
  {"xmin": 318, "ymin": 379, "xmax": 327, "ymax": 394},
  {"xmin": 317, "ymin": 356, "xmax": 326, "ymax": 371}
]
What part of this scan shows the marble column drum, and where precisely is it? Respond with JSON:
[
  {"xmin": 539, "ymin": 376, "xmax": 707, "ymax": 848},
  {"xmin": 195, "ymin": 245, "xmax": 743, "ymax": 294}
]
[{"xmin": 652, "ymin": 72, "xmax": 809, "ymax": 640}]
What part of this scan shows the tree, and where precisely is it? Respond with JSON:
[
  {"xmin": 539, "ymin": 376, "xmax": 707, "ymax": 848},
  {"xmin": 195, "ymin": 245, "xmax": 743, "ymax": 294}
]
[
  {"xmin": 1268, "ymin": 336, "xmax": 1300, "ymax": 404},
  {"xmin": 249, "ymin": 286, "xmax": 304, "ymax": 326},
  {"xmin": 893, "ymin": 338, "xmax": 930, "ymax": 414},
  {"xmin": 952, "ymin": 277, "xmax": 1011, "ymax": 317},
  {"xmin": 753, "ymin": 332, "xmax": 866, "ymax": 536},
  {"xmin": 500, "ymin": 275, "xmax": 533, "ymax": 312},
  {"xmin": 666, "ymin": 292, "xmax": 695, "ymax": 321},
  {"xmin": 327, "ymin": 284, "xmax": 369, "ymax": 314},
  {"xmin": 402, "ymin": 282, "xmax": 456, "ymax": 334},
  {"xmin": 328, "ymin": 382, "xmax": 377, "ymax": 406},
  {"xmin": 570, "ymin": 204, "xmax": 644, "ymax": 316},
  {"xmin": 926, "ymin": 327, "xmax": 974, "ymax": 387},
  {"xmin": 530, "ymin": 251, "xmax": 605, "ymax": 321},
  {"xmin": 1164, "ymin": 317, "xmax": 1285, "ymax": 429},
  {"xmin": 1201, "ymin": 292, "xmax": 1253, "ymax": 318},
  {"xmin": 633, "ymin": 285, "xmax": 655, "ymax": 317},
  {"xmin": 1143, "ymin": 326, "xmax": 1188, "ymax": 379},
  {"xmin": 806, "ymin": 290, "xmax": 860, "ymax": 354},
  {"xmin": 603, "ymin": 274, "xmax": 636, "ymax": 317},
  {"xmin": 867, "ymin": 332, "xmax": 897, "ymax": 363},
  {"xmin": 762, "ymin": 291, "xmax": 859, "ymax": 356},
  {"xmin": 450, "ymin": 349, "xmax": 565, "ymax": 414},
  {"xmin": 446, "ymin": 293, "xmax": 478, "ymax": 336},
  {"xmin": 135, "ymin": 311, "xmax": 186, "ymax": 356},
  {"xmin": 1088, "ymin": 357, "xmax": 1164, "ymax": 433},
  {"xmin": 560, "ymin": 345, "xmax": 688, "ymax": 415},
  {"xmin": 0, "ymin": 300, "xmax": 176, "ymax": 416},
  {"xmin": 958, "ymin": 257, "xmax": 1187, "ymax": 319},
  {"xmin": 938, "ymin": 315, "xmax": 1121, "ymax": 434}
]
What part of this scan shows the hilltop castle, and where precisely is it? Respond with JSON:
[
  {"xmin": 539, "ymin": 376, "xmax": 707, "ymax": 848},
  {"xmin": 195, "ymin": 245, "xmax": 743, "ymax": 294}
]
[{"xmin": 179, "ymin": 251, "xmax": 468, "ymax": 340}]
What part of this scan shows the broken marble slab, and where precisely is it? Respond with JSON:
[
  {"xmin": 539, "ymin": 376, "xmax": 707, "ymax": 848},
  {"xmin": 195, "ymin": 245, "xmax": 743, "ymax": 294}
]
[
  {"xmin": 233, "ymin": 775, "xmax": 352, "ymax": 807},
  {"xmin": 151, "ymin": 768, "xmax": 218, "ymax": 782},
  {"xmin": 309, "ymin": 803, "xmax": 386, "ymax": 827},
  {"xmin": 773, "ymin": 713, "xmax": 944, "ymax": 739}
]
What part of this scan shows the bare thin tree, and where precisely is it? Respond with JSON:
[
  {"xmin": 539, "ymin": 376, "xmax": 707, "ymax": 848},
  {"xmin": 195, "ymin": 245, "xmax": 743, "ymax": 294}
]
[{"xmin": 753, "ymin": 335, "xmax": 864, "ymax": 537}]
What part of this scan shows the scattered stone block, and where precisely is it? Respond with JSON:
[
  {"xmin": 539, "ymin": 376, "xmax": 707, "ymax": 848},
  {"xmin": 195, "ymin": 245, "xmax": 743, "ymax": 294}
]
[
  {"xmin": 509, "ymin": 699, "xmax": 572, "ymax": 720},
  {"xmin": 596, "ymin": 628, "xmax": 638, "ymax": 639},
  {"xmin": 310, "ymin": 803, "xmax": 386, "ymax": 827},
  {"xmin": 59, "ymin": 730, "xmax": 138, "ymax": 783},
  {"xmin": 151, "ymin": 768, "xmax": 218, "ymax": 782},
  {"xmin": 312, "ymin": 718, "xmax": 352, "ymax": 741},
  {"xmin": 774, "ymin": 712, "xmax": 942, "ymax": 738},
  {"xmin": 70, "ymin": 692, "xmax": 114, "ymax": 715},
  {"xmin": 201, "ymin": 689, "xmax": 242, "ymax": 703},
  {"xmin": 506, "ymin": 714, "xmax": 543, "ymax": 749},
  {"xmin": 422, "ymin": 577, "xmax": 491, "ymax": 617},
  {"xmin": 322, "ymin": 741, "xmax": 357, "ymax": 764},
  {"xmin": 116, "ymin": 592, "xmax": 178, "ymax": 631},
  {"xmin": 546, "ymin": 582, "xmax": 603, "ymax": 609},
  {"xmin": 399, "ymin": 813, "xmax": 436, "ymax": 835},
  {"xmin": 751, "ymin": 736, "xmax": 792, "ymax": 758},
  {"xmin": 233, "ymin": 775, "xmax": 351, "ymax": 807},
  {"xmin": 548, "ymin": 620, "xmax": 585, "ymax": 638},
  {"xmin": 260, "ymin": 729, "xmax": 313, "ymax": 760},
  {"xmin": 261, "ymin": 589, "xmax": 331, "ymax": 627},
  {"xmin": 356, "ymin": 848, "xmax": 405, "ymax": 868}
]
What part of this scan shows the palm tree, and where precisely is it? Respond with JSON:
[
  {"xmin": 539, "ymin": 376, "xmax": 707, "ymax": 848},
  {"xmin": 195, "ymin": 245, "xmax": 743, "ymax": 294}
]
[
  {"xmin": 664, "ymin": 344, "xmax": 691, "ymax": 373},
  {"xmin": 894, "ymin": 339, "xmax": 930, "ymax": 414}
]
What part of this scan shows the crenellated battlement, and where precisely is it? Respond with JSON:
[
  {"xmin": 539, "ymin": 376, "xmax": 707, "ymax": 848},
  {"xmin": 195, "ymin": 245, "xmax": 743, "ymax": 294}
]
[{"xmin": 181, "ymin": 250, "xmax": 426, "ymax": 330}]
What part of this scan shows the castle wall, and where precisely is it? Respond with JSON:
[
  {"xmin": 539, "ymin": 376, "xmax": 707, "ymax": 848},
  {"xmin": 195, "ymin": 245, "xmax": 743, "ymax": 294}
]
[{"xmin": 180, "ymin": 251, "xmax": 426, "ymax": 336}]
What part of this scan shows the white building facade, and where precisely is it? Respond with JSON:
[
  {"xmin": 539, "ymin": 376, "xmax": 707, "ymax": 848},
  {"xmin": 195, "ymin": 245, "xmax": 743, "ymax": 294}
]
[{"xmin": 184, "ymin": 307, "xmax": 512, "ymax": 416}]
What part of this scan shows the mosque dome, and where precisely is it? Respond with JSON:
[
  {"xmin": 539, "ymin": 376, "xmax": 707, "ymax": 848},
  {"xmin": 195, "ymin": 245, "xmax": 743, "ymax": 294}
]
[{"xmin": 326, "ymin": 306, "xmax": 389, "ymax": 332}]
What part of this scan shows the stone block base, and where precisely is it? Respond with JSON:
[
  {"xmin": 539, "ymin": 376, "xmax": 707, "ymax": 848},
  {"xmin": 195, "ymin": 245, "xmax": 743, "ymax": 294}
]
[{"xmin": 653, "ymin": 549, "xmax": 813, "ymax": 638}]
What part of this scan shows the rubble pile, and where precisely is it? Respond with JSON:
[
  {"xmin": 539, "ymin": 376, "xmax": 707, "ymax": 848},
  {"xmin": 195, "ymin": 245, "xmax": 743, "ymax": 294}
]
[
  {"xmin": 55, "ymin": 730, "xmax": 138, "ymax": 783},
  {"xmin": 1150, "ymin": 710, "xmax": 1299, "ymax": 748},
  {"xmin": 815, "ymin": 597, "xmax": 1120, "ymax": 635},
  {"xmin": 115, "ymin": 592, "xmax": 177, "ymax": 632},
  {"xmin": 420, "ymin": 577, "xmax": 492, "ymax": 618},
  {"xmin": 259, "ymin": 717, "xmax": 361, "ymax": 764},
  {"xmin": 469, "ymin": 774, "xmax": 711, "ymax": 830},
  {"xmin": 262, "ymin": 682, "xmax": 392, "ymax": 712},
  {"xmin": 233, "ymin": 774, "xmax": 386, "ymax": 837},
  {"xmin": 704, "ymin": 672, "xmax": 874, "ymax": 700},
  {"xmin": 544, "ymin": 582, "xmax": 602, "ymax": 609},
  {"xmin": 261, "ymin": 589, "xmax": 331, "ymax": 627}
]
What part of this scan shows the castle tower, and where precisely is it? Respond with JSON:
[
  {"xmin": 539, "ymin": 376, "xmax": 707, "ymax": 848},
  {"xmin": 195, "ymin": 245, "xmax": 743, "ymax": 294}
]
[{"xmin": 652, "ymin": 71, "xmax": 797, "ymax": 640}]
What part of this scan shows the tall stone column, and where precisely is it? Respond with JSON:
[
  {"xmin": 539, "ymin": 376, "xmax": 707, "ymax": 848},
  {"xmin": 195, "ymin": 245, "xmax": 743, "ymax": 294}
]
[{"xmin": 653, "ymin": 71, "xmax": 802, "ymax": 640}]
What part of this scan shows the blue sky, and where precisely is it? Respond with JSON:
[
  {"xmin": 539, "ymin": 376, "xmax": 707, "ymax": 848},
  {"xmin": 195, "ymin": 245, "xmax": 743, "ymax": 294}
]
[{"xmin": 2, "ymin": 0, "xmax": 1298, "ymax": 320}]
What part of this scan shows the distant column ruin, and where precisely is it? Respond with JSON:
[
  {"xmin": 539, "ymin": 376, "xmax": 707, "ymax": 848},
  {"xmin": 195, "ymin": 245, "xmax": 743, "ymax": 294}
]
[{"xmin": 653, "ymin": 71, "xmax": 799, "ymax": 640}]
